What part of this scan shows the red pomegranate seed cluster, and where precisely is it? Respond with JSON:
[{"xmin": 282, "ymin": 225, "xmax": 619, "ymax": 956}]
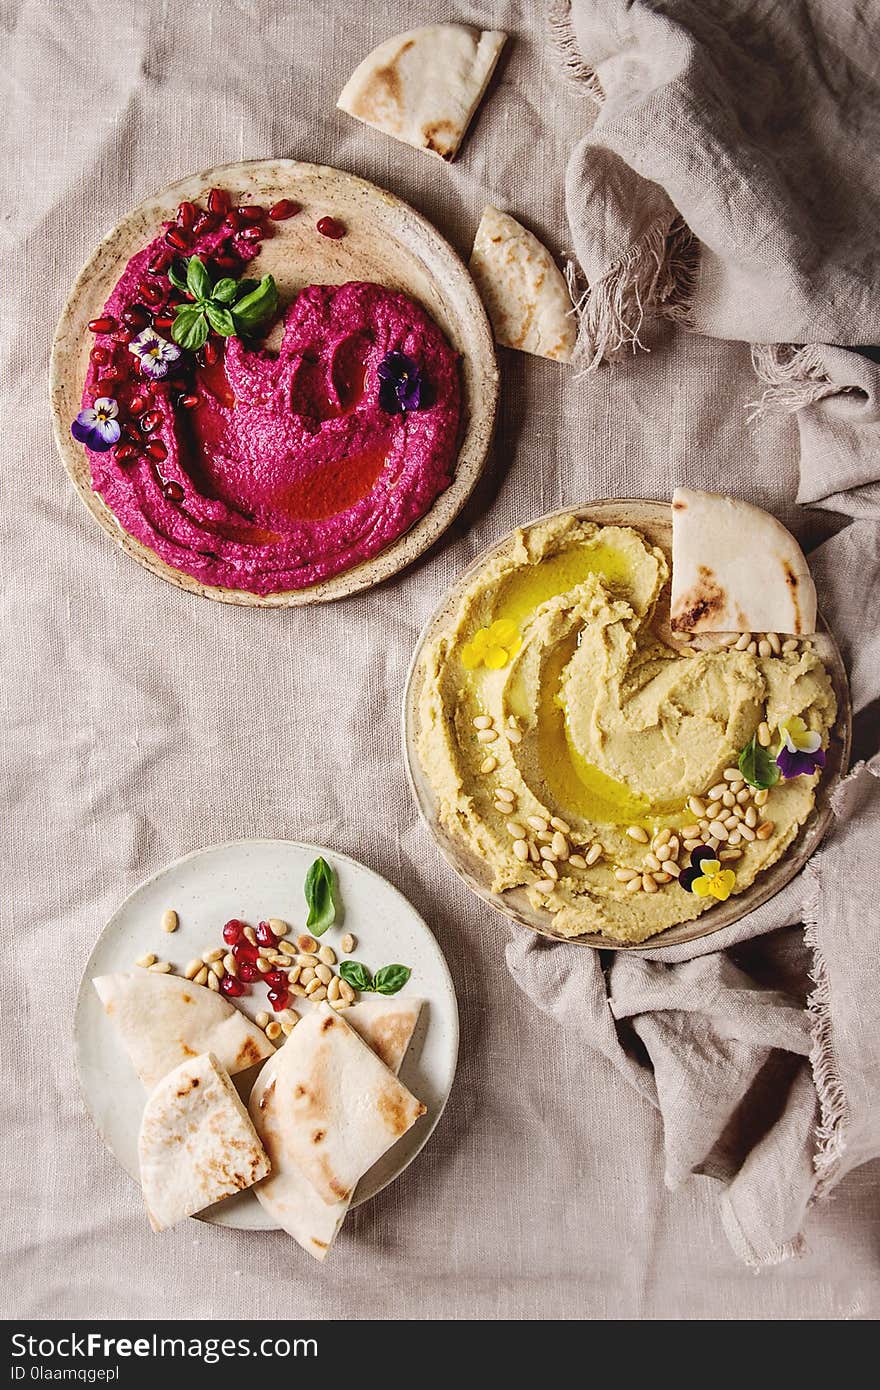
[{"xmin": 221, "ymin": 919, "xmax": 290, "ymax": 1011}]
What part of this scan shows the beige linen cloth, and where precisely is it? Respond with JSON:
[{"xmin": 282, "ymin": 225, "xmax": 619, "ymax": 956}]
[
  {"xmin": 508, "ymin": 0, "xmax": 880, "ymax": 1268},
  {"xmin": 3, "ymin": 0, "xmax": 880, "ymax": 1318}
]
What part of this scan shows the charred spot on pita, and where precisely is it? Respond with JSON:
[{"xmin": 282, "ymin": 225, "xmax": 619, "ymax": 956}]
[
  {"xmin": 320, "ymin": 1016, "xmax": 336, "ymax": 1033},
  {"xmin": 670, "ymin": 564, "xmax": 725, "ymax": 631},
  {"xmin": 312, "ymin": 1129, "xmax": 326, "ymax": 1144}
]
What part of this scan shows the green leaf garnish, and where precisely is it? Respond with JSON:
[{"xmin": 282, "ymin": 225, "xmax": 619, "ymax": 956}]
[
  {"xmin": 738, "ymin": 734, "xmax": 781, "ymax": 790},
  {"xmin": 304, "ymin": 856, "xmax": 337, "ymax": 937},
  {"xmin": 339, "ymin": 960, "xmax": 372, "ymax": 992},
  {"xmin": 171, "ymin": 304, "xmax": 209, "ymax": 351},
  {"xmin": 212, "ymin": 278, "xmax": 239, "ymax": 304},
  {"xmin": 168, "ymin": 260, "xmax": 191, "ymax": 295},
  {"xmin": 205, "ymin": 302, "xmax": 236, "ymax": 337},
  {"xmin": 372, "ymin": 964, "xmax": 411, "ymax": 996},
  {"xmin": 169, "ymin": 257, "xmax": 279, "ymax": 355},
  {"xmin": 231, "ymin": 275, "xmax": 279, "ymax": 329},
  {"xmin": 186, "ymin": 255, "xmax": 212, "ymax": 301}
]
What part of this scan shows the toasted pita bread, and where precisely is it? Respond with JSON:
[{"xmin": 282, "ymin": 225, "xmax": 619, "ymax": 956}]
[
  {"xmin": 251, "ymin": 1002, "xmax": 425, "ymax": 1209},
  {"xmin": 669, "ymin": 488, "xmax": 818, "ymax": 635},
  {"xmin": 337, "ymin": 25, "xmax": 506, "ymax": 161},
  {"xmin": 93, "ymin": 971, "xmax": 274, "ymax": 1090},
  {"xmin": 139, "ymin": 1052, "xmax": 270, "ymax": 1232},
  {"xmin": 250, "ymin": 998, "xmax": 423, "ymax": 1260},
  {"xmin": 469, "ymin": 207, "xmax": 576, "ymax": 363}
]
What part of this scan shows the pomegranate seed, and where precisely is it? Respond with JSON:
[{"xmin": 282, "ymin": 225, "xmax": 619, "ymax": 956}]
[
  {"xmin": 192, "ymin": 211, "xmax": 220, "ymax": 236},
  {"xmin": 232, "ymin": 940, "xmax": 258, "ymax": 962},
  {"xmin": 96, "ymin": 376, "xmax": 121, "ymax": 393},
  {"xmin": 200, "ymin": 339, "xmax": 221, "ymax": 366},
  {"xmin": 177, "ymin": 393, "xmax": 199, "ymax": 409},
  {"xmin": 220, "ymin": 974, "xmax": 245, "ymax": 998},
  {"xmin": 165, "ymin": 225, "xmax": 192, "ymax": 252},
  {"xmin": 121, "ymin": 424, "xmax": 142, "ymax": 444},
  {"xmin": 269, "ymin": 198, "xmax": 299, "ymax": 220},
  {"xmin": 208, "ymin": 187, "xmax": 230, "ymax": 215},
  {"xmin": 122, "ymin": 304, "xmax": 151, "ymax": 331},
  {"xmin": 153, "ymin": 314, "xmax": 175, "ymax": 333},
  {"xmin": 239, "ymin": 225, "xmax": 263, "ymax": 244},
  {"xmin": 138, "ymin": 280, "xmax": 165, "ymax": 307},
  {"xmin": 266, "ymin": 988, "xmax": 289, "ymax": 1012},
  {"xmin": 212, "ymin": 253, "xmax": 240, "ymax": 272},
  {"xmin": 148, "ymin": 248, "xmax": 173, "ymax": 275},
  {"xmin": 177, "ymin": 200, "xmax": 197, "ymax": 231},
  {"xmin": 115, "ymin": 442, "xmax": 140, "ymax": 464},
  {"xmin": 223, "ymin": 919, "xmax": 247, "ymax": 945},
  {"xmin": 91, "ymin": 345, "xmax": 111, "ymax": 366},
  {"xmin": 128, "ymin": 393, "xmax": 147, "ymax": 415},
  {"xmin": 114, "ymin": 328, "xmax": 134, "ymax": 343},
  {"xmin": 255, "ymin": 920, "xmax": 277, "ymax": 947},
  {"xmin": 237, "ymin": 204, "xmax": 264, "ymax": 223},
  {"xmin": 146, "ymin": 440, "xmax": 168, "ymax": 462},
  {"xmin": 264, "ymin": 970, "xmax": 288, "ymax": 991},
  {"xmin": 88, "ymin": 315, "xmax": 117, "ymax": 334},
  {"xmin": 238, "ymin": 960, "xmax": 260, "ymax": 982},
  {"xmin": 97, "ymin": 364, "xmax": 122, "ymax": 382},
  {"xmin": 232, "ymin": 235, "xmax": 260, "ymax": 262},
  {"xmin": 162, "ymin": 479, "xmax": 184, "ymax": 503},
  {"xmin": 316, "ymin": 215, "xmax": 345, "ymax": 239},
  {"xmin": 140, "ymin": 409, "xmax": 163, "ymax": 433},
  {"xmin": 224, "ymin": 210, "xmax": 244, "ymax": 231}
]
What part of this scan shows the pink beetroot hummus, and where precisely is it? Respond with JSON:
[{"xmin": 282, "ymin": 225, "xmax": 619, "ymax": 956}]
[{"xmin": 80, "ymin": 217, "xmax": 462, "ymax": 594}]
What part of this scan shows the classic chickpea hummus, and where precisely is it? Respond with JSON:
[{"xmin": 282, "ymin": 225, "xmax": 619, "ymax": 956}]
[{"xmin": 417, "ymin": 515, "xmax": 837, "ymax": 942}]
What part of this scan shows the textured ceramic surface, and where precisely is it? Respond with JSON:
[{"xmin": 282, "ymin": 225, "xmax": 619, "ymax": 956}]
[
  {"xmin": 50, "ymin": 158, "xmax": 498, "ymax": 606},
  {"xmin": 74, "ymin": 840, "xmax": 459, "ymax": 1229},
  {"xmin": 403, "ymin": 499, "xmax": 852, "ymax": 951}
]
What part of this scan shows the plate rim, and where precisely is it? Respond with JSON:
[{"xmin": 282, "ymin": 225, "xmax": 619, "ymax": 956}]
[
  {"xmin": 402, "ymin": 498, "xmax": 852, "ymax": 952},
  {"xmin": 49, "ymin": 156, "xmax": 498, "ymax": 607},
  {"xmin": 73, "ymin": 837, "xmax": 460, "ymax": 1228}
]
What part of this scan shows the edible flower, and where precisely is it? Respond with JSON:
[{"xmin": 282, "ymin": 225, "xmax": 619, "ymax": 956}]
[
  {"xmin": 377, "ymin": 351, "xmax": 426, "ymax": 414},
  {"xmin": 70, "ymin": 397, "xmax": 120, "ymax": 452},
  {"xmin": 679, "ymin": 846, "xmax": 736, "ymax": 901},
  {"xmin": 128, "ymin": 328, "xmax": 182, "ymax": 379},
  {"xmin": 461, "ymin": 619, "xmax": 522, "ymax": 671},
  {"xmin": 776, "ymin": 715, "xmax": 825, "ymax": 780}
]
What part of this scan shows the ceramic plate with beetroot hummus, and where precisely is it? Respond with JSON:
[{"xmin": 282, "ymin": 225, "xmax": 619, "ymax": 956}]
[{"xmin": 50, "ymin": 158, "xmax": 497, "ymax": 605}]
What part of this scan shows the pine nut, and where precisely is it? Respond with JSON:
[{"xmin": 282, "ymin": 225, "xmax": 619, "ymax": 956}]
[
  {"xmin": 756, "ymin": 820, "xmax": 775, "ymax": 839},
  {"xmin": 757, "ymin": 722, "xmax": 771, "ymax": 747},
  {"xmin": 207, "ymin": 972, "xmax": 219, "ymax": 991},
  {"xmin": 296, "ymin": 952, "xmax": 319, "ymax": 966},
  {"xmin": 615, "ymin": 868, "xmax": 639, "ymax": 882},
  {"xmin": 653, "ymin": 828, "xmax": 672, "ymax": 849},
  {"xmin": 731, "ymin": 806, "xmax": 745, "ymax": 821},
  {"xmin": 313, "ymin": 985, "xmax": 329, "ymax": 1001},
  {"xmin": 666, "ymin": 836, "xmax": 680, "ymax": 859},
  {"xmin": 328, "ymin": 976, "xmax": 341, "ymax": 1001},
  {"xmin": 473, "ymin": 715, "xmax": 493, "ymax": 729},
  {"xmin": 728, "ymin": 829, "xmax": 742, "ymax": 845},
  {"xmin": 723, "ymin": 769, "xmax": 741, "ymax": 782},
  {"xmin": 736, "ymin": 787, "xmax": 751, "ymax": 804},
  {"xmin": 506, "ymin": 729, "xmax": 523, "ymax": 745},
  {"xmin": 300, "ymin": 966, "xmax": 315, "ymax": 984},
  {"xmin": 268, "ymin": 918, "xmax": 289, "ymax": 937},
  {"xmin": 495, "ymin": 786, "xmax": 515, "ymax": 802},
  {"xmin": 243, "ymin": 926, "xmax": 258, "ymax": 945},
  {"xmin": 339, "ymin": 979, "xmax": 356, "ymax": 1003},
  {"xmin": 318, "ymin": 945, "xmax": 336, "ymax": 966},
  {"xmin": 550, "ymin": 817, "xmax": 571, "ymax": 833},
  {"xmin": 340, "ymin": 933, "xmax": 356, "ymax": 953},
  {"xmin": 642, "ymin": 874, "xmax": 658, "ymax": 893},
  {"xmin": 494, "ymin": 799, "xmax": 513, "ymax": 813},
  {"xmin": 541, "ymin": 859, "xmax": 559, "ymax": 880},
  {"xmin": 201, "ymin": 947, "xmax": 224, "ymax": 963},
  {"xmin": 507, "ymin": 821, "xmax": 526, "ymax": 839},
  {"xmin": 223, "ymin": 953, "xmax": 237, "ymax": 977},
  {"xmin": 569, "ymin": 853, "xmax": 587, "ymax": 869},
  {"xmin": 477, "ymin": 728, "xmax": 498, "ymax": 743},
  {"xmin": 278, "ymin": 1010, "xmax": 296, "ymax": 1025},
  {"xmin": 654, "ymin": 873, "xmax": 672, "ymax": 884},
  {"xmin": 745, "ymin": 806, "xmax": 758, "ymax": 828},
  {"xmin": 681, "ymin": 824, "xmax": 701, "ymax": 840},
  {"xmin": 706, "ymin": 802, "xmax": 722, "ymax": 820},
  {"xmin": 684, "ymin": 839, "xmax": 702, "ymax": 852},
  {"xmin": 305, "ymin": 977, "xmax": 324, "ymax": 996},
  {"xmin": 278, "ymin": 940, "xmax": 297, "ymax": 957},
  {"xmin": 194, "ymin": 966, "xmax": 209, "ymax": 986},
  {"xmin": 747, "ymin": 641, "xmax": 758, "ymax": 655},
  {"xmin": 315, "ymin": 963, "xmax": 333, "ymax": 985},
  {"xmin": 739, "ymin": 824, "xmax": 756, "ymax": 841},
  {"xmin": 136, "ymin": 953, "xmax": 157, "ymax": 969},
  {"xmin": 535, "ymin": 879, "xmax": 555, "ymax": 894},
  {"xmin": 758, "ymin": 639, "xmax": 772, "ymax": 657},
  {"xmin": 281, "ymin": 1021, "xmax": 296, "ymax": 1035},
  {"xmin": 541, "ymin": 845, "xmax": 558, "ymax": 862},
  {"xmin": 527, "ymin": 816, "xmax": 549, "ymax": 833},
  {"xmin": 183, "ymin": 958, "xmax": 202, "ymax": 979},
  {"xmin": 149, "ymin": 960, "xmax": 172, "ymax": 973},
  {"xmin": 724, "ymin": 814, "xmax": 739, "ymax": 829},
  {"xmin": 754, "ymin": 788, "xmax": 769, "ymax": 806},
  {"xmin": 585, "ymin": 844, "xmax": 603, "ymax": 866},
  {"xmin": 209, "ymin": 960, "xmax": 225, "ymax": 980},
  {"xmin": 480, "ymin": 755, "xmax": 498, "ymax": 774},
  {"xmin": 624, "ymin": 877, "xmax": 642, "ymax": 894},
  {"xmin": 708, "ymin": 821, "xmax": 729, "ymax": 840},
  {"xmin": 265, "ymin": 1021, "xmax": 282, "ymax": 1041},
  {"xmin": 528, "ymin": 842, "xmax": 541, "ymax": 863},
  {"xmin": 661, "ymin": 861, "xmax": 680, "ymax": 878},
  {"xmin": 644, "ymin": 853, "xmax": 661, "ymax": 872},
  {"xmin": 687, "ymin": 796, "xmax": 706, "ymax": 817},
  {"xmin": 707, "ymin": 836, "xmax": 720, "ymax": 851},
  {"xmin": 551, "ymin": 831, "xmax": 569, "ymax": 859},
  {"xmin": 735, "ymin": 632, "xmax": 752, "ymax": 650},
  {"xmin": 256, "ymin": 958, "xmax": 271, "ymax": 974},
  {"xmin": 258, "ymin": 947, "xmax": 275, "ymax": 959},
  {"xmin": 782, "ymin": 639, "xmax": 798, "ymax": 653},
  {"xmin": 255, "ymin": 1011, "xmax": 270, "ymax": 1028},
  {"xmin": 288, "ymin": 982, "xmax": 307, "ymax": 998},
  {"xmin": 708, "ymin": 783, "xmax": 727, "ymax": 801},
  {"xmin": 298, "ymin": 934, "xmax": 318, "ymax": 953},
  {"xmin": 287, "ymin": 965, "xmax": 302, "ymax": 984},
  {"xmin": 513, "ymin": 839, "xmax": 530, "ymax": 862},
  {"xmin": 719, "ymin": 633, "xmax": 738, "ymax": 646},
  {"xmin": 766, "ymin": 632, "xmax": 781, "ymax": 654},
  {"xmin": 537, "ymin": 830, "xmax": 553, "ymax": 844},
  {"xmin": 626, "ymin": 826, "xmax": 649, "ymax": 843},
  {"xmin": 161, "ymin": 909, "xmax": 179, "ymax": 934},
  {"xmin": 719, "ymin": 848, "xmax": 743, "ymax": 861}
]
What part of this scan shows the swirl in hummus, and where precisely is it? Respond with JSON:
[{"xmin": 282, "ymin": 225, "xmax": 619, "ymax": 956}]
[{"xmin": 417, "ymin": 516, "xmax": 837, "ymax": 942}]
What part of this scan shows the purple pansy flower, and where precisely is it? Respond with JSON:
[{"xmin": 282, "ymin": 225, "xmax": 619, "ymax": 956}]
[
  {"xmin": 71, "ymin": 397, "xmax": 120, "ymax": 452},
  {"xmin": 775, "ymin": 716, "xmax": 826, "ymax": 779},
  {"xmin": 128, "ymin": 328, "xmax": 181, "ymax": 379},
  {"xmin": 377, "ymin": 351, "xmax": 427, "ymax": 414}
]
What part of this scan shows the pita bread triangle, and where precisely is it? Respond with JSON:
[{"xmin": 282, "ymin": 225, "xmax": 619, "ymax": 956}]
[
  {"xmin": 250, "ymin": 997, "xmax": 422, "ymax": 1260},
  {"xmin": 93, "ymin": 971, "xmax": 275, "ymax": 1090},
  {"xmin": 139, "ymin": 1052, "xmax": 270, "ymax": 1232},
  {"xmin": 669, "ymin": 488, "xmax": 818, "ymax": 635},
  {"xmin": 337, "ymin": 25, "xmax": 506, "ymax": 161},
  {"xmin": 469, "ymin": 207, "xmax": 576, "ymax": 363}
]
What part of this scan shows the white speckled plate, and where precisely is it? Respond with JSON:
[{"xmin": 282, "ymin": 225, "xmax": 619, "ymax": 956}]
[
  {"xmin": 74, "ymin": 840, "xmax": 458, "ymax": 1229},
  {"xmin": 50, "ymin": 158, "xmax": 498, "ymax": 606},
  {"xmin": 403, "ymin": 500, "xmax": 852, "ymax": 951}
]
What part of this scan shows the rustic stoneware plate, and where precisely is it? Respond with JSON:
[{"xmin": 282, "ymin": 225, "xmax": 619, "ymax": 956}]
[
  {"xmin": 74, "ymin": 840, "xmax": 458, "ymax": 1230},
  {"xmin": 403, "ymin": 500, "xmax": 852, "ymax": 951},
  {"xmin": 50, "ymin": 158, "xmax": 498, "ymax": 606}
]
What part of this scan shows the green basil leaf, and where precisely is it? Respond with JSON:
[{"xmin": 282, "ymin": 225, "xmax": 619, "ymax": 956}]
[
  {"xmin": 233, "ymin": 279, "xmax": 260, "ymax": 299},
  {"xmin": 211, "ymin": 277, "xmax": 239, "ymax": 305},
  {"xmin": 168, "ymin": 259, "xmax": 191, "ymax": 295},
  {"xmin": 231, "ymin": 274, "xmax": 279, "ymax": 328},
  {"xmin": 737, "ymin": 735, "xmax": 780, "ymax": 790},
  {"xmin": 304, "ymin": 856, "xmax": 337, "ymax": 936},
  {"xmin": 372, "ymin": 964, "xmax": 411, "ymax": 996},
  {"xmin": 339, "ymin": 960, "xmax": 372, "ymax": 993},
  {"xmin": 186, "ymin": 255, "xmax": 212, "ymax": 301},
  {"xmin": 205, "ymin": 302, "xmax": 236, "ymax": 337},
  {"xmin": 171, "ymin": 305, "xmax": 209, "ymax": 351}
]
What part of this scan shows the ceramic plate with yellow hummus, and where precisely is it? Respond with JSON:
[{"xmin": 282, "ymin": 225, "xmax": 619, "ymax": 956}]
[
  {"xmin": 404, "ymin": 502, "xmax": 850, "ymax": 949},
  {"xmin": 50, "ymin": 159, "xmax": 497, "ymax": 606}
]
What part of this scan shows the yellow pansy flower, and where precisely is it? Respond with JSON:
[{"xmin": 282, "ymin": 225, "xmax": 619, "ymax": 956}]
[{"xmin": 461, "ymin": 618, "xmax": 522, "ymax": 671}]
